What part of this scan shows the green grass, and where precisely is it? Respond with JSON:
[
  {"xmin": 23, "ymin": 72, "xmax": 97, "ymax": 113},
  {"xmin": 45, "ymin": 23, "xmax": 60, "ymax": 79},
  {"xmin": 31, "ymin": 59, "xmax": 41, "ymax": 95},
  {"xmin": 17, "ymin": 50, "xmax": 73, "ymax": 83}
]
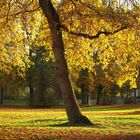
[{"xmin": 0, "ymin": 105, "xmax": 140, "ymax": 139}]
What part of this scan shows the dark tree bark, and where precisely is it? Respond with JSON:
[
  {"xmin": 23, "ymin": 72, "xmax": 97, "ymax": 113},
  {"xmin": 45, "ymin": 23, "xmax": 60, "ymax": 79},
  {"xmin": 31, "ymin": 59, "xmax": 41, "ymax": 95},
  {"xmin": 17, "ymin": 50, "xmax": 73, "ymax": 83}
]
[
  {"xmin": 78, "ymin": 69, "xmax": 90, "ymax": 105},
  {"xmin": 0, "ymin": 88, "xmax": 4, "ymax": 105},
  {"xmin": 29, "ymin": 82, "xmax": 35, "ymax": 106},
  {"xmin": 39, "ymin": 0, "xmax": 92, "ymax": 125},
  {"xmin": 96, "ymin": 92, "xmax": 101, "ymax": 105},
  {"xmin": 38, "ymin": 62, "xmax": 47, "ymax": 106},
  {"xmin": 81, "ymin": 85, "xmax": 89, "ymax": 105},
  {"xmin": 133, "ymin": 89, "xmax": 137, "ymax": 104},
  {"xmin": 96, "ymin": 85, "xmax": 103, "ymax": 105}
]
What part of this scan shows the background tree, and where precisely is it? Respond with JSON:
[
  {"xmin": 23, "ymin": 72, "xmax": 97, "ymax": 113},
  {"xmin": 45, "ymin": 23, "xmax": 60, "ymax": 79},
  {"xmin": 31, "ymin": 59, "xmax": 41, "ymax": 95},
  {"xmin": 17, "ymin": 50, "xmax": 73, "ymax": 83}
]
[
  {"xmin": 27, "ymin": 46, "xmax": 61, "ymax": 107},
  {"xmin": 77, "ymin": 69, "xmax": 94, "ymax": 105}
]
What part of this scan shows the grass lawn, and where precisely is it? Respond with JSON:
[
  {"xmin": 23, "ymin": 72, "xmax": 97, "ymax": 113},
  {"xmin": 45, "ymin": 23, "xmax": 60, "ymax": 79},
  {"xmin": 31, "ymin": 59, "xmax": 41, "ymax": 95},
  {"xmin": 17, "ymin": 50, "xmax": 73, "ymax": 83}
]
[{"xmin": 0, "ymin": 104, "xmax": 140, "ymax": 140}]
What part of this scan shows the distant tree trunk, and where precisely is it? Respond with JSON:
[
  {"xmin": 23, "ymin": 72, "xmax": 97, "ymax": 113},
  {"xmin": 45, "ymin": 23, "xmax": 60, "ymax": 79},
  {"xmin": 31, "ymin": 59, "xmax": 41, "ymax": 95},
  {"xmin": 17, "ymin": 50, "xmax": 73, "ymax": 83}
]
[
  {"xmin": 96, "ymin": 92, "xmax": 101, "ymax": 105},
  {"xmin": 38, "ymin": 62, "xmax": 47, "ymax": 106},
  {"xmin": 96, "ymin": 85, "xmax": 103, "ymax": 105},
  {"xmin": 28, "ymin": 49, "xmax": 35, "ymax": 107},
  {"xmin": 39, "ymin": 0, "xmax": 92, "ymax": 125},
  {"xmin": 0, "ymin": 88, "xmax": 4, "ymax": 104},
  {"xmin": 29, "ymin": 83, "xmax": 35, "ymax": 106},
  {"xmin": 133, "ymin": 89, "xmax": 137, "ymax": 104},
  {"xmin": 109, "ymin": 86, "xmax": 118, "ymax": 104},
  {"xmin": 112, "ymin": 93, "xmax": 117, "ymax": 104},
  {"xmin": 81, "ymin": 85, "xmax": 89, "ymax": 105}
]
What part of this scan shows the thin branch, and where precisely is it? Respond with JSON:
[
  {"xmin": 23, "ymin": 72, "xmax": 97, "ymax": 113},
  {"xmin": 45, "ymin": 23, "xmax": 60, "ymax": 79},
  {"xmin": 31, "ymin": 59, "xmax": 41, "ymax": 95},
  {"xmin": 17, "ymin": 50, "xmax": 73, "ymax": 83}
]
[
  {"xmin": 69, "ymin": 0, "xmax": 76, "ymax": 8},
  {"xmin": 61, "ymin": 24, "xmax": 128, "ymax": 39},
  {"xmin": 8, "ymin": 6, "xmax": 40, "ymax": 16}
]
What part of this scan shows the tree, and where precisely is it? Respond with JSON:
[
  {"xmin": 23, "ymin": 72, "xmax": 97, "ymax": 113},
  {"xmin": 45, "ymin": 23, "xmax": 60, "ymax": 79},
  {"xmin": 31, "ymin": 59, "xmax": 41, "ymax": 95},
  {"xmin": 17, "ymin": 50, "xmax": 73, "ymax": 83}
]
[
  {"xmin": 39, "ymin": 0, "xmax": 133, "ymax": 124},
  {"xmin": 77, "ymin": 69, "xmax": 94, "ymax": 105},
  {"xmin": 39, "ymin": 0, "xmax": 92, "ymax": 125},
  {"xmin": 28, "ymin": 46, "xmax": 60, "ymax": 107}
]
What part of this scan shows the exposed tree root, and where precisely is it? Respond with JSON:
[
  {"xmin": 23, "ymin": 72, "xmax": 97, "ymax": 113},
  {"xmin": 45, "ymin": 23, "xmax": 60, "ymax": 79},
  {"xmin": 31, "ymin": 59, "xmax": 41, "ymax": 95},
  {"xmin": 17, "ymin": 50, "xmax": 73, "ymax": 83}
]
[{"xmin": 68, "ymin": 115, "xmax": 93, "ymax": 126}]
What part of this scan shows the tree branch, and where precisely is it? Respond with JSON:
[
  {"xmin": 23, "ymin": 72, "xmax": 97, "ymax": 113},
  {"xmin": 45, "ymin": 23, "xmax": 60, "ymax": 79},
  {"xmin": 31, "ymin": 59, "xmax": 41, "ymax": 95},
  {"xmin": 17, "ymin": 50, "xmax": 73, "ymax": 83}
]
[
  {"xmin": 60, "ymin": 24, "xmax": 128, "ymax": 39},
  {"xmin": 69, "ymin": 0, "xmax": 76, "ymax": 8},
  {"xmin": 8, "ymin": 6, "xmax": 40, "ymax": 16}
]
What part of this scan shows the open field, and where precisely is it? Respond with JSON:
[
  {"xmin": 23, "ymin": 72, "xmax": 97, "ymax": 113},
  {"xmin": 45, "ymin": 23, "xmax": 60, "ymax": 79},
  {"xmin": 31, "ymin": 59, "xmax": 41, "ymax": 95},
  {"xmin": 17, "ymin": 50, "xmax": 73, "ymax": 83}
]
[{"xmin": 0, "ymin": 104, "xmax": 140, "ymax": 140}]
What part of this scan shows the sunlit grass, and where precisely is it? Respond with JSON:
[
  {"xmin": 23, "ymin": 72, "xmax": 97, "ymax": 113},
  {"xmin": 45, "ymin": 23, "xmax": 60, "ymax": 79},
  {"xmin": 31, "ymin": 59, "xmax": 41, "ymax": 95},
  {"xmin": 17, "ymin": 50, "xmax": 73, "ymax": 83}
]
[{"xmin": 0, "ymin": 105, "xmax": 140, "ymax": 139}]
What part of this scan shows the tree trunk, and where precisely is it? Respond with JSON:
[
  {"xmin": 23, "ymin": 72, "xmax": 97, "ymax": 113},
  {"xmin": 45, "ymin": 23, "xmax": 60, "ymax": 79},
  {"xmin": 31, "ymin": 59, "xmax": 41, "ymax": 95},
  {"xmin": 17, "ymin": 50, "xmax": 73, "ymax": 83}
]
[
  {"xmin": 28, "ymin": 49, "xmax": 35, "ymax": 107},
  {"xmin": 38, "ymin": 62, "xmax": 47, "ymax": 106},
  {"xmin": 0, "ymin": 88, "xmax": 4, "ymax": 105},
  {"xmin": 39, "ymin": 0, "xmax": 92, "ymax": 125},
  {"xmin": 133, "ymin": 89, "xmax": 137, "ymax": 104},
  {"xmin": 81, "ymin": 86, "xmax": 89, "ymax": 105},
  {"xmin": 96, "ymin": 92, "xmax": 101, "ymax": 105},
  {"xmin": 96, "ymin": 85, "xmax": 103, "ymax": 105},
  {"xmin": 29, "ymin": 83, "xmax": 35, "ymax": 106}
]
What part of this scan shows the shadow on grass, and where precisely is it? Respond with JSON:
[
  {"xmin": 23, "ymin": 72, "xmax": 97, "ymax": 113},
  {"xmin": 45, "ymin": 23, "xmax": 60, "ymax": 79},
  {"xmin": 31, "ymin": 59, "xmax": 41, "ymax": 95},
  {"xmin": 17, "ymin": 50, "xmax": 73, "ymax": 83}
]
[
  {"xmin": 27, "ymin": 118, "xmax": 68, "ymax": 127},
  {"xmin": 49, "ymin": 123, "xmax": 102, "ymax": 128},
  {"xmin": 29, "ymin": 118, "xmax": 66, "ymax": 124},
  {"xmin": 28, "ymin": 119, "xmax": 102, "ymax": 128}
]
